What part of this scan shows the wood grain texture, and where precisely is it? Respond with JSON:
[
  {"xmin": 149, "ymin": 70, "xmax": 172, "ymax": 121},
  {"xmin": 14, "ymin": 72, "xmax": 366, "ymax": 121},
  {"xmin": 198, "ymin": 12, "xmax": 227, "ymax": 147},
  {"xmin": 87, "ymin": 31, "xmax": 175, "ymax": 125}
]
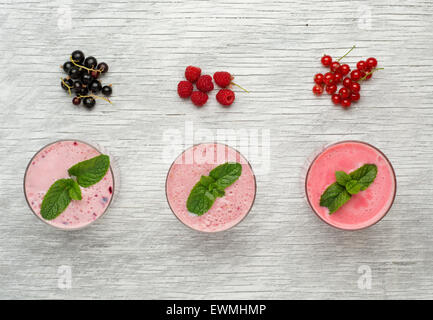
[{"xmin": 1, "ymin": 0, "xmax": 433, "ymax": 299}]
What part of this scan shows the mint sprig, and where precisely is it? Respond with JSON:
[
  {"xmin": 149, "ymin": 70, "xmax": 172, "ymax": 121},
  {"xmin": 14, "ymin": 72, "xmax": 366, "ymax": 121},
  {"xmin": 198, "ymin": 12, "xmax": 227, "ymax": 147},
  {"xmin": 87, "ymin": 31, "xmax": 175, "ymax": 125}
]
[
  {"xmin": 40, "ymin": 154, "xmax": 110, "ymax": 220},
  {"xmin": 320, "ymin": 164, "xmax": 377, "ymax": 214},
  {"xmin": 187, "ymin": 162, "xmax": 242, "ymax": 216}
]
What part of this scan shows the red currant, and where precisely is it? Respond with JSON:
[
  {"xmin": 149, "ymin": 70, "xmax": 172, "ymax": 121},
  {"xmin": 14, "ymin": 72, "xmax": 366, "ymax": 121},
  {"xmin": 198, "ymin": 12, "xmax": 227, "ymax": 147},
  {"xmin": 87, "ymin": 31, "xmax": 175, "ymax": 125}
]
[
  {"xmin": 351, "ymin": 82, "xmax": 361, "ymax": 93},
  {"xmin": 331, "ymin": 94, "xmax": 341, "ymax": 105},
  {"xmin": 339, "ymin": 87, "xmax": 351, "ymax": 99},
  {"xmin": 364, "ymin": 67, "xmax": 373, "ymax": 80},
  {"xmin": 323, "ymin": 72, "xmax": 335, "ymax": 86},
  {"xmin": 334, "ymin": 72, "xmax": 343, "ymax": 83},
  {"xmin": 325, "ymin": 84, "xmax": 337, "ymax": 95},
  {"xmin": 312, "ymin": 84, "xmax": 324, "ymax": 95},
  {"xmin": 356, "ymin": 60, "xmax": 367, "ymax": 71},
  {"xmin": 338, "ymin": 64, "xmax": 351, "ymax": 76},
  {"xmin": 314, "ymin": 73, "xmax": 324, "ymax": 85},
  {"xmin": 341, "ymin": 98, "xmax": 352, "ymax": 108},
  {"xmin": 350, "ymin": 92, "xmax": 360, "ymax": 102},
  {"xmin": 330, "ymin": 61, "xmax": 340, "ymax": 72},
  {"xmin": 366, "ymin": 57, "xmax": 378, "ymax": 68},
  {"xmin": 321, "ymin": 55, "xmax": 332, "ymax": 67},
  {"xmin": 350, "ymin": 69, "xmax": 362, "ymax": 81},
  {"xmin": 343, "ymin": 77, "xmax": 352, "ymax": 88}
]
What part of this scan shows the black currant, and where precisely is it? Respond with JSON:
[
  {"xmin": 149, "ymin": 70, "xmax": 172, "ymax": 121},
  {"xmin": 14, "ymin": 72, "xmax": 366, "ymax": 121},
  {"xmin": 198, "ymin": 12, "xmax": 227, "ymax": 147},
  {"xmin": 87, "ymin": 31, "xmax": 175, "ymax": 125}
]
[
  {"xmin": 73, "ymin": 80, "xmax": 83, "ymax": 93},
  {"xmin": 89, "ymin": 79, "xmax": 102, "ymax": 93},
  {"xmin": 61, "ymin": 78, "xmax": 73, "ymax": 90},
  {"xmin": 90, "ymin": 70, "xmax": 100, "ymax": 79},
  {"xmin": 101, "ymin": 85, "xmax": 112, "ymax": 96},
  {"xmin": 84, "ymin": 56, "xmax": 97, "ymax": 69},
  {"xmin": 69, "ymin": 67, "xmax": 81, "ymax": 80},
  {"xmin": 81, "ymin": 73, "xmax": 93, "ymax": 85},
  {"xmin": 72, "ymin": 97, "xmax": 81, "ymax": 105},
  {"xmin": 79, "ymin": 86, "xmax": 89, "ymax": 96},
  {"xmin": 71, "ymin": 50, "xmax": 85, "ymax": 64},
  {"xmin": 63, "ymin": 61, "xmax": 73, "ymax": 73},
  {"xmin": 83, "ymin": 97, "xmax": 96, "ymax": 108},
  {"xmin": 97, "ymin": 62, "xmax": 109, "ymax": 73}
]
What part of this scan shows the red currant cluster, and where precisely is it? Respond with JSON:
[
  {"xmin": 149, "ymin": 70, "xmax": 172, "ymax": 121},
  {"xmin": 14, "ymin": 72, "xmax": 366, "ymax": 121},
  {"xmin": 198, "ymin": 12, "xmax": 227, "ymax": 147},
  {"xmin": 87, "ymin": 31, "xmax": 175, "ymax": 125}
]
[{"xmin": 312, "ymin": 46, "xmax": 382, "ymax": 108}]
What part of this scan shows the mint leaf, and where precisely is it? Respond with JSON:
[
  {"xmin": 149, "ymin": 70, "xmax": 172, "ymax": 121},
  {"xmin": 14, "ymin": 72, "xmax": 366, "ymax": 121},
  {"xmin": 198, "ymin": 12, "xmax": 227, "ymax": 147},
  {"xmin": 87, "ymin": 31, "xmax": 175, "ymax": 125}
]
[
  {"xmin": 41, "ymin": 179, "xmax": 76, "ymax": 220},
  {"xmin": 349, "ymin": 164, "xmax": 377, "ymax": 190},
  {"xmin": 68, "ymin": 180, "xmax": 82, "ymax": 200},
  {"xmin": 186, "ymin": 183, "xmax": 216, "ymax": 216},
  {"xmin": 345, "ymin": 180, "xmax": 362, "ymax": 195},
  {"xmin": 335, "ymin": 171, "xmax": 351, "ymax": 186},
  {"xmin": 319, "ymin": 182, "xmax": 351, "ymax": 214},
  {"xmin": 187, "ymin": 162, "xmax": 242, "ymax": 215},
  {"xmin": 68, "ymin": 154, "xmax": 110, "ymax": 188},
  {"xmin": 209, "ymin": 162, "xmax": 242, "ymax": 190}
]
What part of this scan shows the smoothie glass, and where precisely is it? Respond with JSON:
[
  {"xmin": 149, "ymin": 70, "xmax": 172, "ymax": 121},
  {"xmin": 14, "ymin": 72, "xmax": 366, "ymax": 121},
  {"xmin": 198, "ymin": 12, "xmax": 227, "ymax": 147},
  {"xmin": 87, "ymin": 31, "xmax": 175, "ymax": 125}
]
[
  {"xmin": 165, "ymin": 143, "xmax": 257, "ymax": 233},
  {"xmin": 305, "ymin": 141, "xmax": 396, "ymax": 230},
  {"xmin": 24, "ymin": 139, "xmax": 116, "ymax": 230}
]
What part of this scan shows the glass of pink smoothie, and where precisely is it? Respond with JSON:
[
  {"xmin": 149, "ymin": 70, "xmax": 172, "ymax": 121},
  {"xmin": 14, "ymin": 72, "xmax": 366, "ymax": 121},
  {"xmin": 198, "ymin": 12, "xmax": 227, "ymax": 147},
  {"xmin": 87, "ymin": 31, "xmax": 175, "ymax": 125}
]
[
  {"xmin": 24, "ymin": 140, "xmax": 115, "ymax": 230},
  {"xmin": 305, "ymin": 141, "xmax": 396, "ymax": 230},
  {"xmin": 166, "ymin": 143, "xmax": 256, "ymax": 232}
]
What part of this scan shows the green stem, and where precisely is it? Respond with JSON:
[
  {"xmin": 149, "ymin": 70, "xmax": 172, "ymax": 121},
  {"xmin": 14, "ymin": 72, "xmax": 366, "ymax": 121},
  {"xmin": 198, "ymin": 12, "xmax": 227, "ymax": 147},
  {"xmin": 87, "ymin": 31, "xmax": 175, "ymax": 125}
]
[
  {"xmin": 359, "ymin": 68, "xmax": 384, "ymax": 81},
  {"xmin": 337, "ymin": 45, "xmax": 356, "ymax": 62},
  {"xmin": 232, "ymin": 82, "xmax": 249, "ymax": 93}
]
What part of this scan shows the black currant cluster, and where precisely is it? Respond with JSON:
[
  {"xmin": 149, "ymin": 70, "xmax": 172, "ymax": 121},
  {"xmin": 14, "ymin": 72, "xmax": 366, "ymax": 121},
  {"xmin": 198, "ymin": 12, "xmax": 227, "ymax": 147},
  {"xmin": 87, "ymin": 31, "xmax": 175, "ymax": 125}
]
[{"xmin": 61, "ymin": 50, "xmax": 112, "ymax": 109}]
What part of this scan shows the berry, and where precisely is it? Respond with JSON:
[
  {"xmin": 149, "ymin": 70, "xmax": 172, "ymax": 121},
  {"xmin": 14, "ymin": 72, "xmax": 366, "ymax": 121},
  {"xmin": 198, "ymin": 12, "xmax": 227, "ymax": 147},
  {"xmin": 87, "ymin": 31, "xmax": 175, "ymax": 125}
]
[
  {"xmin": 314, "ymin": 73, "xmax": 324, "ymax": 85},
  {"xmin": 185, "ymin": 66, "xmax": 201, "ymax": 83},
  {"xmin": 338, "ymin": 64, "xmax": 350, "ymax": 76},
  {"xmin": 366, "ymin": 57, "xmax": 378, "ymax": 68},
  {"xmin": 73, "ymin": 80, "xmax": 83, "ymax": 93},
  {"xmin": 364, "ymin": 67, "xmax": 373, "ymax": 80},
  {"xmin": 312, "ymin": 84, "xmax": 324, "ymax": 95},
  {"xmin": 330, "ymin": 61, "xmax": 340, "ymax": 72},
  {"xmin": 341, "ymin": 98, "xmax": 351, "ymax": 108},
  {"xmin": 61, "ymin": 78, "xmax": 73, "ymax": 91},
  {"xmin": 356, "ymin": 60, "xmax": 367, "ymax": 71},
  {"xmin": 216, "ymin": 89, "xmax": 235, "ymax": 106},
  {"xmin": 89, "ymin": 79, "xmax": 102, "ymax": 93},
  {"xmin": 325, "ymin": 84, "xmax": 337, "ymax": 95},
  {"xmin": 90, "ymin": 70, "xmax": 100, "ymax": 79},
  {"xmin": 351, "ymin": 82, "xmax": 361, "ymax": 93},
  {"xmin": 323, "ymin": 72, "xmax": 335, "ymax": 86},
  {"xmin": 72, "ymin": 97, "xmax": 81, "ymax": 105},
  {"xmin": 97, "ymin": 62, "xmax": 109, "ymax": 73},
  {"xmin": 343, "ymin": 77, "xmax": 352, "ymax": 88},
  {"xmin": 177, "ymin": 80, "xmax": 193, "ymax": 98},
  {"xmin": 78, "ymin": 86, "xmax": 89, "ymax": 96},
  {"xmin": 71, "ymin": 50, "xmax": 85, "ymax": 64},
  {"xmin": 196, "ymin": 75, "xmax": 214, "ymax": 92},
  {"xmin": 190, "ymin": 91, "xmax": 208, "ymax": 107},
  {"xmin": 334, "ymin": 72, "xmax": 343, "ymax": 83},
  {"xmin": 213, "ymin": 71, "xmax": 232, "ymax": 88},
  {"xmin": 83, "ymin": 97, "xmax": 96, "ymax": 108},
  {"xmin": 84, "ymin": 56, "xmax": 98, "ymax": 69},
  {"xmin": 321, "ymin": 55, "xmax": 332, "ymax": 66},
  {"xmin": 339, "ymin": 87, "xmax": 351, "ymax": 99},
  {"xmin": 102, "ymin": 85, "xmax": 112, "ymax": 96},
  {"xmin": 63, "ymin": 61, "xmax": 73, "ymax": 73},
  {"xmin": 331, "ymin": 94, "xmax": 341, "ymax": 105},
  {"xmin": 81, "ymin": 73, "xmax": 93, "ymax": 85},
  {"xmin": 68, "ymin": 67, "xmax": 81, "ymax": 80},
  {"xmin": 350, "ymin": 69, "xmax": 362, "ymax": 81},
  {"xmin": 350, "ymin": 92, "xmax": 360, "ymax": 102}
]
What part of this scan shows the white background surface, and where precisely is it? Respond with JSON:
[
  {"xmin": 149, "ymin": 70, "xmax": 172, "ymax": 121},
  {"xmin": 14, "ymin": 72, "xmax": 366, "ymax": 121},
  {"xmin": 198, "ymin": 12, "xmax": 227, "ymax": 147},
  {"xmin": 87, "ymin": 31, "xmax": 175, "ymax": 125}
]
[{"xmin": 1, "ymin": 0, "xmax": 433, "ymax": 299}]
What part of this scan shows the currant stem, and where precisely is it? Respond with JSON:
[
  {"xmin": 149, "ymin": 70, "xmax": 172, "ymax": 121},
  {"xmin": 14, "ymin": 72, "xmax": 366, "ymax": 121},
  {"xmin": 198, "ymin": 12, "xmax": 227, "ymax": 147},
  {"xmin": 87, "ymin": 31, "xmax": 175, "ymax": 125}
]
[
  {"xmin": 60, "ymin": 77, "xmax": 72, "ymax": 96},
  {"xmin": 69, "ymin": 56, "xmax": 102, "ymax": 73},
  {"xmin": 232, "ymin": 82, "xmax": 249, "ymax": 93},
  {"xmin": 359, "ymin": 67, "xmax": 384, "ymax": 81},
  {"xmin": 337, "ymin": 45, "xmax": 356, "ymax": 62},
  {"xmin": 78, "ymin": 94, "xmax": 112, "ymax": 104}
]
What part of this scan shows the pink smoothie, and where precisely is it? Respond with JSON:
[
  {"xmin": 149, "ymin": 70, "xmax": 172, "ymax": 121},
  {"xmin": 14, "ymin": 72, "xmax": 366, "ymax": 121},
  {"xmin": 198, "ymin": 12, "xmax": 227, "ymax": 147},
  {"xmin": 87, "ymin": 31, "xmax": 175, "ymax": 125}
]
[
  {"xmin": 24, "ymin": 140, "xmax": 114, "ymax": 229},
  {"xmin": 166, "ymin": 143, "xmax": 256, "ymax": 232},
  {"xmin": 306, "ymin": 141, "xmax": 396, "ymax": 230}
]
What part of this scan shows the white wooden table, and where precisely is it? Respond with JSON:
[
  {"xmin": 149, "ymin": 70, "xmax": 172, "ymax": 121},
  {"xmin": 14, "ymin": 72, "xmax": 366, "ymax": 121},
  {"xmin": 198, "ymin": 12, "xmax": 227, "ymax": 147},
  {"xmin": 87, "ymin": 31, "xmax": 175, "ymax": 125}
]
[{"xmin": 1, "ymin": 0, "xmax": 432, "ymax": 299}]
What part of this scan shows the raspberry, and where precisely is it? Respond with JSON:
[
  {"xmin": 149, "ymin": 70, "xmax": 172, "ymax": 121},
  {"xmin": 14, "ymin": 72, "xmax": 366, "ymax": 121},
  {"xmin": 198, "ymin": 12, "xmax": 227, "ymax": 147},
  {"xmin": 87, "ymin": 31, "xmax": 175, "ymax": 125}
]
[
  {"xmin": 185, "ymin": 66, "xmax": 201, "ymax": 83},
  {"xmin": 196, "ymin": 75, "xmax": 214, "ymax": 92},
  {"xmin": 213, "ymin": 71, "xmax": 232, "ymax": 88},
  {"xmin": 177, "ymin": 81, "xmax": 193, "ymax": 98},
  {"xmin": 191, "ymin": 91, "xmax": 208, "ymax": 107},
  {"xmin": 216, "ymin": 89, "xmax": 235, "ymax": 106}
]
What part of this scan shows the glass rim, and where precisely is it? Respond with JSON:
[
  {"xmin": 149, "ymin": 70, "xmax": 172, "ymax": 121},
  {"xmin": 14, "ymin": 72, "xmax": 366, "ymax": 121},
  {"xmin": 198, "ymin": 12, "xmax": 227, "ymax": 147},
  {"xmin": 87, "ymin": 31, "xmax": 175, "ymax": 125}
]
[
  {"xmin": 305, "ymin": 140, "xmax": 397, "ymax": 231},
  {"xmin": 23, "ymin": 139, "xmax": 116, "ymax": 231},
  {"xmin": 165, "ymin": 142, "xmax": 257, "ymax": 233}
]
